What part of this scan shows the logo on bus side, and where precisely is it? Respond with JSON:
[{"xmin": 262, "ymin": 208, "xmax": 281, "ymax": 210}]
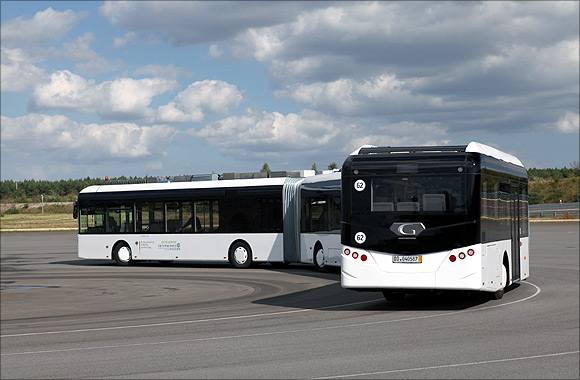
[{"xmin": 390, "ymin": 223, "xmax": 425, "ymax": 236}]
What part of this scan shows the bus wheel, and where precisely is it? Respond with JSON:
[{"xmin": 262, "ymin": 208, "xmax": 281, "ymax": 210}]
[
  {"xmin": 113, "ymin": 242, "xmax": 133, "ymax": 266},
  {"xmin": 383, "ymin": 290, "xmax": 405, "ymax": 301},
  {"xmin": 491, "ymin": 264, "xmax": 508, "ymax": 300},
  {"xmin": 314, "ymin": 244, "xmax": 328, "ymax": 272},
  {"xmin": 229, "ymin": 241, "xmax": 252, "ymax": 269}
]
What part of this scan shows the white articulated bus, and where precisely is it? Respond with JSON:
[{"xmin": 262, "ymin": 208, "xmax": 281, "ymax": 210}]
[
  {"xmin": 74, "ymin": 172, "xmax": 341, "ymax": 270},
  {"xmin": 340, "ymin": 142, "xmax": 529, "ymax": 300}
]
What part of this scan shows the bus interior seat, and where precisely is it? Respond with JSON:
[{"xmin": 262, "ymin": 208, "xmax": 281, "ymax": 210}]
[
  {"xmin": 373, "ymin": 202, "xmax": 394, "ymax": 211},
  {"xmin": 397, "ymin": 202, "xmax": 420, "ymax": 211},
  {"xmin": 149, "ymin": 223, "xmax": 163, "ymax": 232},
  {"xmin": 166, "ymin": 220, "xmax": 180, "ymax": 232},
  {"xmin": 422, "ymin": 194, "xmax": 446, "ymax": 211}
]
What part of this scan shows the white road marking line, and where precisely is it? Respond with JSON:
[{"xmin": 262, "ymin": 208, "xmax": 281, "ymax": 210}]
[
  {"xmin": 2, "ymin": 282, "xmax": 541, "ymax": 357},
  {"xmin": 311, "ymin": 351, "xmax": 580, "ymax": 379},
  {"xmin": 0, "ymin": 298, "xmax": 380, "ymax": 338}
]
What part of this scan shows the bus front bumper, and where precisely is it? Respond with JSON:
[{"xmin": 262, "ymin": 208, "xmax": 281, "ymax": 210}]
[{"xmin": 340, "ymin": 245, "xmax": 484, "ymax": 291}]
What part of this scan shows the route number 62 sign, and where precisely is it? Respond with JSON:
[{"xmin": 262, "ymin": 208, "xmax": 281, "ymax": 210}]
[{"xmin": 354, "ymin": 179, "xmax": 366, "ymax": 191}]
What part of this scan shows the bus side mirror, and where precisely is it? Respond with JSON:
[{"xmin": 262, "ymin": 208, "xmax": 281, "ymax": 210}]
[{"xmin": 73, "ymin": 202, "xmax": 78, "ymax": 219}]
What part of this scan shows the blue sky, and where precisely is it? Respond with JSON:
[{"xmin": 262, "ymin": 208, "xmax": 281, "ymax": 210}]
[{"xmin": 1, "ymin": 1, "xmax": 578, "ymax": 181}]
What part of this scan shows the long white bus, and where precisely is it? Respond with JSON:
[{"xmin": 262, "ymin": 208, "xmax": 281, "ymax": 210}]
[
  {"xmin": 74, "ymin": 172, "xmax": 341, "ymax": 270},
  {"xmin": 340, "ymin": 142, "xmax": 529, "ymax": 300}
]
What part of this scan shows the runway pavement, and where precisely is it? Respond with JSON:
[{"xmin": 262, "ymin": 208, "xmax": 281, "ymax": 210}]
[{"xmin": 1, "ymin": 223, "xmax": 578, "ymax": 379}]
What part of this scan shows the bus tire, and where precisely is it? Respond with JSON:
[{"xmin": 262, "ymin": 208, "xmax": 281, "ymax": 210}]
[
  {"xmin": 229, "ymin": 241, "xmax": 252, "ymax": 269},
  {"xmin": 113, "ymin": 242, "xmax": 133, "ymax": 266},
  {"xmin": 383, "ymin": 290, "xmax": 405, "ymax": 301},
  {"xmin": 313, "ymin": 243, "xmax": 328, "ymax": 272}
]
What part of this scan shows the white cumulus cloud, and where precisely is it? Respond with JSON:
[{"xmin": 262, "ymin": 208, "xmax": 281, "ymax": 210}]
[
  {"xmin": 189, "ymin": 108, "xmax": 338, "ymax": 154},
  {"xmin": 1, "ymin": 113, "xmax": 179, "ymax": 162},
  {"xmin": 56, "ymin": 32, "xmax": 124, "ymax": 74},
  {"xmin": 187, "ymin": 108, "xmax": 457, "ymax": 167},
  {"xmin": 113, "ymin": 32, "xmax": 137, "ymax": 48},
  {"xmin": 156, "ymin": 80, "xmax": 244, "ymax": 123},
  {"xmin": 0, "ymin": 47, "xmax": 46, "ymax": 93},
  {"xmin": 556, "ymin": 111, "xmax": 580, "ymax": 133},
  {"xmin": 0, "ymin": 7, "xmax": 86, "ymax": 46},
  {"xmin": 276, "ymin": 74, "xmax": 441, "ymax": 116},
  {"xmin": 29, "ymin": 70, "xmax": 179, "ymax": 120}
]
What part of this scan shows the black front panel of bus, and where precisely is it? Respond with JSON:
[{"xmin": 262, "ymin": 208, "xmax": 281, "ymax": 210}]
[{"xmin": 341, "ymin": 153, "xmax": 480, "ymax": 254}]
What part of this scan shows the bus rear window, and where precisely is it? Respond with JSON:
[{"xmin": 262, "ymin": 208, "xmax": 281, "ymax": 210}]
[{"xmin": 371, "ymin": 175, "xmax": 465, "ymax": 213}]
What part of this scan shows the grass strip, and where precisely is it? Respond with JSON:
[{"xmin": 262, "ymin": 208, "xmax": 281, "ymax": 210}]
[{"xmin": 1, "ymin": 213, "xmax": 77, "ymax": 232}]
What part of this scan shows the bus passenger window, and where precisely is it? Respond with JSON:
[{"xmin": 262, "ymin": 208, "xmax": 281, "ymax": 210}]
[
  {"xmin": 106, "ymin": 215, "xmax": 119, "ymax": 233},
  {"xmin": 179, "ymin": 202, "xmax": 194, "ymax": 232},
  {"xmin": 136, "ymin": 202, "xmax": 163, "ymax": 232},
  {"xmin": 195, "ymin": 200, "xmax": 219, "ymax": 232},
  {"xmin": 166, "ymin": 202, "xmax": 180, "ymax": 233},
  {"xmin": 80, "ymin": 206, "xmax": 106, "ymax": 233}
]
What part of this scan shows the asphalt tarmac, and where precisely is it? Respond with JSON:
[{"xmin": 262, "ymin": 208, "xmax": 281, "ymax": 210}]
[{"xmin": 1, "ymin": 223, "xmax": 578, "ymax": 379}]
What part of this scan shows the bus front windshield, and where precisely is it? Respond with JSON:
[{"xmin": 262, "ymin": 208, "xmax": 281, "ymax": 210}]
[{"xmin": 371, "ymin": 175, "xmax": 465, "ymax": 214}]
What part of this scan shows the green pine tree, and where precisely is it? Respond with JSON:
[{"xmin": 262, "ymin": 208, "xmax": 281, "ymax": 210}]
[{"xmin": 260, "ymin": 163, "xmax": 271, "ymax": 173}]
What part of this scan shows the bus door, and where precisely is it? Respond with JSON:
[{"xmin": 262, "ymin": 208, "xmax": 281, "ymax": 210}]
[{"xmin": 510, "ymin": 184, "xmax": 521, "ymax": 281}]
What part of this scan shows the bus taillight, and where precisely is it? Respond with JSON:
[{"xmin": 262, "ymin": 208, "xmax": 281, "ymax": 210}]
[
  {"xmin": 352, "ymin": 252, "xmax": 359, "ymax": 259},
  {"xmin": 467, "ymin": 249, "xmax": 474, "ymax": 256},
  {"xmin": 449, "ymin": 255, "xmax": 457, "ymax": 262},
  {"xmin": 344, "ymin": 248, "xmax": 351, "ymax": 255},
  {"xmin": 361, "ymin": 254, "xmax": 367, "ymax": 261},
  {"xmin": 458, "ymin": 252, "xmax": 466, "ymax": 260}
]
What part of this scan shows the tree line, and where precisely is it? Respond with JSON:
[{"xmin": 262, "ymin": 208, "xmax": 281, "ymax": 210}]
[
  {"xmin": 1, "ymin": 166, "xmax": 578, "ymax": 204},
  {"xmin": 527, "ymin": 164, "xmax": 579, "ymax": 180},
  {"xmin": 1, "ymin": 177, "xmax": 123, "ymax": 203}
]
